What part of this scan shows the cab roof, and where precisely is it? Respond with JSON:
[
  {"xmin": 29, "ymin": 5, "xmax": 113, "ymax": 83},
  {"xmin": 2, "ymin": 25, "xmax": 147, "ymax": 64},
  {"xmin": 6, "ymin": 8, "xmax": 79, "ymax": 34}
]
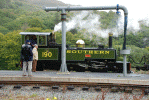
[{"xmin": 19, "ymin": 32, "xmax": 51, "ymax": 35}]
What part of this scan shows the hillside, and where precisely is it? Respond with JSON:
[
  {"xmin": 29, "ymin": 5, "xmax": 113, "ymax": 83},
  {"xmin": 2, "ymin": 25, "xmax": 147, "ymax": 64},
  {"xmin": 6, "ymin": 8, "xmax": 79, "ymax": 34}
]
[
  {"xmin": 0, "ymin": 0, "xmax": 75, "ymax": 34},
  {"xmin": 15, "ymin": 0, "xmax": 71, "ymax": 7}
]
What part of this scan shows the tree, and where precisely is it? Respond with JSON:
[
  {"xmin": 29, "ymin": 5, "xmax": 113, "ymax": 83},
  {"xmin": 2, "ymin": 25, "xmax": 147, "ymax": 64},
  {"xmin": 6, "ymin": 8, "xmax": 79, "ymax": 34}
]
[
  {"xmin": 4, "ymin": 20, "xmax": 22, "ymax": 31},
  {"xmin": 0, "ymin": 26, "xmax": 10, "ymax": 35},
  {"xmin": 99, "ymin": 11, "xmax": 119, "ymax": 29},
  {"xmin": 0, "ymin": 9, "xmax": 16, "ymax": 26},
  {"xmin": 0, "ymin": 0, "xmax": 11, "ymax": 9},
  {"xmin": 25, "ymin": 27, "xmax": 42, "ymax": 32},
  {"xmin": 66, "ymin": 32, "xmax": 73, "ymax": 44},
  {"xmin": 42, "ymin": 16, "xmax": 55, "ymax": 30},
  {"xmin": 55, "ymin": 31, "xmax": 62, "ymax": 44},
  {"xmin": 28, "ymin": 18, "xmax": 46, "ymax": 29},
  {"xmin": 0, "ymin": 30, "xmax": 22, "ymax": 70},
  {"xmin": 127, "ymin": 45, "xmax": 149, "ymax": 67}
]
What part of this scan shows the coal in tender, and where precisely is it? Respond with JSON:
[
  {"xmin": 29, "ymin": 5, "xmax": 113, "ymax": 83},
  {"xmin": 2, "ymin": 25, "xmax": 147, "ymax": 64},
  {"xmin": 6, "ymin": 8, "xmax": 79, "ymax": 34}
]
[
  {"xmin": 14, "ymin": 85, "xmax": 22, "ymax": 89},
  {"xmin": 52, "ymin": 86, "xmax": 59, "ymax": 89},
  {"xmin": 82, "ymin": 86, "xmax": 89, "ymax": 91},
  {"xmin": 67, "ymin": 86, "xmax": 74, "ymax": 90}
]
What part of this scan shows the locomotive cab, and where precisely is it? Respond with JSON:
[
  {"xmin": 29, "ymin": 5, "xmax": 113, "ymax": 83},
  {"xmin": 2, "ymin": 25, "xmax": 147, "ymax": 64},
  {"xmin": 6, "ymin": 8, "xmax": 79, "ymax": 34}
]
[
  {"xmin": 20, "ymin": 32, "xmax": 60, "ymax": 71},
  {"xmin": 20, "ymin": 32, "xmax": 56, "ymax": 47}
]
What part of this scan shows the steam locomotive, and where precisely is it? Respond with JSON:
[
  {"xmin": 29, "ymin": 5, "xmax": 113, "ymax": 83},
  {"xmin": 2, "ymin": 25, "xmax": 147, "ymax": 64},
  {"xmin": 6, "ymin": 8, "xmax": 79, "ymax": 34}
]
[{"xmin": 19, "ymin": 32, "xmax": 131, "ymax": 73}]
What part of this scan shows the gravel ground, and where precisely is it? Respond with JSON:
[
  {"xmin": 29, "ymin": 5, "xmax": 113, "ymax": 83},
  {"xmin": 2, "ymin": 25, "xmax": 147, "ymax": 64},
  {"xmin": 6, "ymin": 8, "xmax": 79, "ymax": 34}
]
[
  {"xmin": 0, "ymin": 85, "xmax": 149, "ymax": 100},
  {"xmin": 0, "ymin": 69, "xmax": 149, "ymax": 100}
]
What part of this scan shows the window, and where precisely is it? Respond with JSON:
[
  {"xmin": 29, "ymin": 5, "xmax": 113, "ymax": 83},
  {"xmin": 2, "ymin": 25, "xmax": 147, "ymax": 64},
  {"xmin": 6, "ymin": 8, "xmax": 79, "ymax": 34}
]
[
  {"xmin": 25, "ymin": 35, "xmax": 37, "ymax": 45},
  {"xmin": 39, "ymin": 36, "xmax": 46, "ymax": 46},
  {"xmin": 25, "ymin": 35, "xmax": 31, "ymax": 42}
]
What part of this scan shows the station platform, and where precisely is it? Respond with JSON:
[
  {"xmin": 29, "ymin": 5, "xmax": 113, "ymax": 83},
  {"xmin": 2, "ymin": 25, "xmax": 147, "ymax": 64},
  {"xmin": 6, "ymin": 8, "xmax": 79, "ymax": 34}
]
[{"xmin": 0, "ymin": 70, "xmax": 149, "ymax": 85}]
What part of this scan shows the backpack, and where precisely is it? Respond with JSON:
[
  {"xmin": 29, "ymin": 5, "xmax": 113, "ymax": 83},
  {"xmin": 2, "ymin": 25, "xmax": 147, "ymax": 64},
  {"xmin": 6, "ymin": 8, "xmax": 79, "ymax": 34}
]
[{"xmin": 21, "ymin": 44, "xmax": 32, "ymax": 60}]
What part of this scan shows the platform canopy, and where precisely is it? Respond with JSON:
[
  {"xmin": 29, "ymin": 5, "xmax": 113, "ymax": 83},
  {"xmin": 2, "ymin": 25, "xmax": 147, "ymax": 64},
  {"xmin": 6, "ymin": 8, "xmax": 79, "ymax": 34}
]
[{"xmin": 19, "ymin": 32, "xmax": 51, "ymax": 35}]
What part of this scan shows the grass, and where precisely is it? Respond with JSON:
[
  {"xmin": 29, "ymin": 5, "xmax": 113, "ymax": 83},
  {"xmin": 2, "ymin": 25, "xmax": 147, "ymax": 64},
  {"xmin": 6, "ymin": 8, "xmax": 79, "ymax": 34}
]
[
  {"xmin": 131, "ymin": 68, "xmax": 149, "ymax": 74},
  {"xmin": 29, "ymin": 93, "xmax": 37, "ymax": 98},
  {"xmin": 117, "ymin": 75, "xmax": 121, "ymax": 77}
]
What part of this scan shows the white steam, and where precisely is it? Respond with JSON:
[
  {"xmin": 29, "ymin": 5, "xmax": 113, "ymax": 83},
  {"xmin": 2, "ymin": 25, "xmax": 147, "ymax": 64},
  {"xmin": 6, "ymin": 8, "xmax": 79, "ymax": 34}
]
[
  {"xmin": 54, "ymin": 11, "xmax": 90, "ymax": 32},
  {"xmin": 54, "ymin": 11, "xmax": 141, "ymax": 38}
]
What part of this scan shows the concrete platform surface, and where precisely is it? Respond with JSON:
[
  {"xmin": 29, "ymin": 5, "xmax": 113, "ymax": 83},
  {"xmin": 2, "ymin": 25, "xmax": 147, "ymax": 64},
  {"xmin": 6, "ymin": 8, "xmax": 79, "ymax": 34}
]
[{"xmin": 0, "ymin": 70, "xmax": 149, "ymax": 85}]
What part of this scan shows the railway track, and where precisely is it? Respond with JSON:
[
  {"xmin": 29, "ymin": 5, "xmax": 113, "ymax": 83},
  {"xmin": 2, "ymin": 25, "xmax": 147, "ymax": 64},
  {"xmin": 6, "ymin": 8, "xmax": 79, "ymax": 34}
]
[
  {"xmin": 0, "ymin": 81, "xmax": 149, "ymax": 100},
  {"xmin": 0, "ymin": 81, "xmax": 149, "ymax": 94},
  {"xmin": 0, "ymin": 70, "xmax": 149, "ymax": 99}
]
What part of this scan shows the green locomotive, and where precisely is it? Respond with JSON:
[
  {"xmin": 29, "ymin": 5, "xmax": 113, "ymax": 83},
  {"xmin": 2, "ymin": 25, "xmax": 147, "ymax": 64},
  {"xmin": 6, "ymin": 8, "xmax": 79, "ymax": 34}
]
[{"xmin": 20, "ymin": 32, "xmax": 131, "ymax": 72}]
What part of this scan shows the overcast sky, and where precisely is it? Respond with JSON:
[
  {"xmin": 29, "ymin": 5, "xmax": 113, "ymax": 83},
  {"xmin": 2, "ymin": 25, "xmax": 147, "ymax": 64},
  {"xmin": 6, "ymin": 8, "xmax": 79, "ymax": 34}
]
[{"xmin": 58, "ymin": 0, "xmax": 149, "ymax": 29}]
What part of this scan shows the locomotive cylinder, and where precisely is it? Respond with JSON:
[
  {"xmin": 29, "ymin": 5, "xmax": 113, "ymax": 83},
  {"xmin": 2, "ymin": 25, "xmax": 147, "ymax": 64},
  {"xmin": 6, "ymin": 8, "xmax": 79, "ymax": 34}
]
[{"xmin": 109, "ymin": 32, "xmax": 113, "ymax": 49}]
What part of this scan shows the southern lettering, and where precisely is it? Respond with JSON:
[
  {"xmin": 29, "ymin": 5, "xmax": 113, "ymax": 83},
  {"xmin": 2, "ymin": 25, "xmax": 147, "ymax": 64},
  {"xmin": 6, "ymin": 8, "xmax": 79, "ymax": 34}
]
[{"xmin": 66, "ymin": 50, "xmax": 110, "ymax": 54}]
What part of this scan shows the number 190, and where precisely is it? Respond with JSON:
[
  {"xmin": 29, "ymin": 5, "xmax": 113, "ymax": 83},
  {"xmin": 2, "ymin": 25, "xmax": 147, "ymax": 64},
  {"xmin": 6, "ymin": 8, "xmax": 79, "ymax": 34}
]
[{"xmin": 42, "ymin": 52, "xmax": 52, "ymax": 57}]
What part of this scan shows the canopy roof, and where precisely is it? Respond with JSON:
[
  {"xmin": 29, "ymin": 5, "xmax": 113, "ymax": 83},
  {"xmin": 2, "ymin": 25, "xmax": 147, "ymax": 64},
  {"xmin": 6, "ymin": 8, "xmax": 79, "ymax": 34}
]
[{"xmin": 19, "ymin": 32, "xmax": 51, "ymax": 35}]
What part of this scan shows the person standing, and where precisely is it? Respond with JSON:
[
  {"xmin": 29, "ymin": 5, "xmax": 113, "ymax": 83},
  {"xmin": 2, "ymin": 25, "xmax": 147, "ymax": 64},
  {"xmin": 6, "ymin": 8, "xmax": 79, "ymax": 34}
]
[
  {"xmin": 32, "ymin": 44, "xmax": 38, "ymax": 72},
  {"xmin": 21, "ymin": 40, "xmax": 33, "ymax": 77}
]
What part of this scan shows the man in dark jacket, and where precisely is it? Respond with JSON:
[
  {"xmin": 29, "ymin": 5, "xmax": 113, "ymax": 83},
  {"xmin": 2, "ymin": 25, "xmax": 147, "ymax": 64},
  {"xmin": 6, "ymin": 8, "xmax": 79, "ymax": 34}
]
[{"xmin": 21, "ymin": 40, "xmax": 33, "ymax": 77}]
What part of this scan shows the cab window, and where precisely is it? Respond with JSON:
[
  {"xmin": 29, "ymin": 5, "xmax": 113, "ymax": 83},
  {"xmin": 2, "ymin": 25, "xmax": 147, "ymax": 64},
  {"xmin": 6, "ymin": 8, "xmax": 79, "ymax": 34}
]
[
  {"xmin": 39, "ymin": 36, "xmax": 46, "ymax": 46},
  {"xmin": 25, "ymin": 35, "xmax": 31, "ymax": 41},
  {"xmin": 25, "ymin": 35, "xmax": 37, "ymax": 45}
]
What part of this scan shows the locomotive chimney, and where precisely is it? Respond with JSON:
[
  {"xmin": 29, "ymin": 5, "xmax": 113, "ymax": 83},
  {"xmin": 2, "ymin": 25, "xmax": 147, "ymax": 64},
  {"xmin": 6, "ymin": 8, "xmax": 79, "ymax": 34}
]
[{"xmin": 109, "ymin": 32, "xmax": 113, "ymax": 49}]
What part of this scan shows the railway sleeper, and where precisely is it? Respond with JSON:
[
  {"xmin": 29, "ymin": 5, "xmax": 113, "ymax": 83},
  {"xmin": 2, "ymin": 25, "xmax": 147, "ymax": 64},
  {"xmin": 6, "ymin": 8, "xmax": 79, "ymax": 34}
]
[
  {"xmin": 95, "ymin": 87, "xmax": 101, "ymax": 91},
  {"xmin": 52, "ymin": 86, "xmax": 59, "ymax": 89},
  {"xmin": 32, "ymin": 85, "xmax": 40, "ymax": 89},
  {"xmin": 111, "ymin": 87, "xmax": 119, "ymax": 92},
  {"xmin": 124, "ymin": 87, "xmax": 133, "ymax": 93},
  {"xmin": 82, "ymin": 86, "xmax": 89, "ymax": 91},
  {"xmin": 119, "ymin": 87, "xmax": 125, "ymax": 92},
  {"xmin": 67, "ymin": 86, "xmax": 74, "ymax": 91},
  {"xmin": 14, "ymin": 85, "xmax": 22, "ymax": 89}
]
